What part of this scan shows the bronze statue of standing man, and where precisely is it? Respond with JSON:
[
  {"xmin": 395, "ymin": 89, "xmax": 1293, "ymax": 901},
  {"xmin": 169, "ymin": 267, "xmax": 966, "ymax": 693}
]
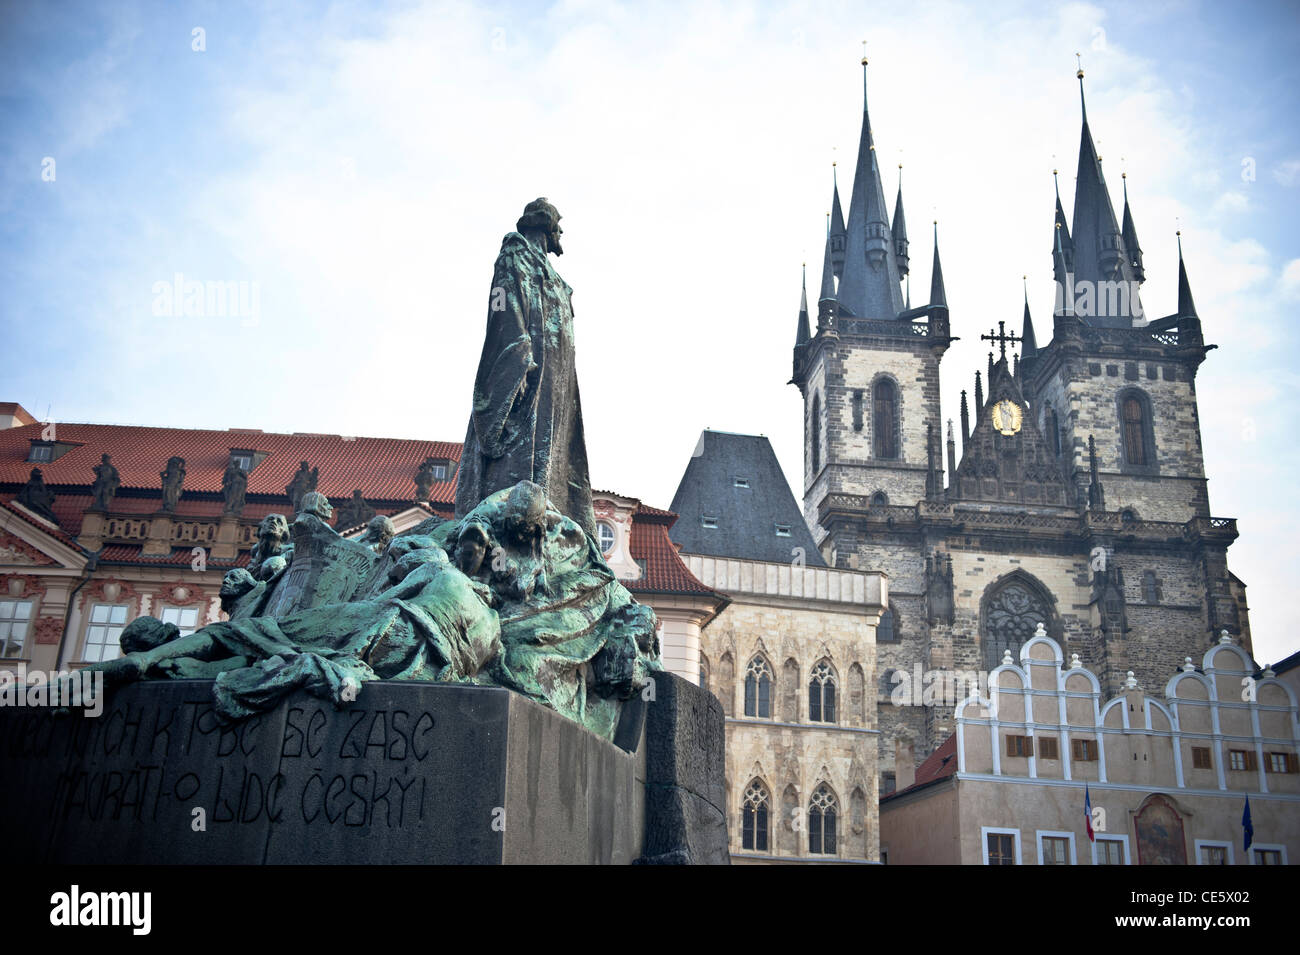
[{"xmin": 455, "ymin": 198, "xmax": 596, "ymax": 538}]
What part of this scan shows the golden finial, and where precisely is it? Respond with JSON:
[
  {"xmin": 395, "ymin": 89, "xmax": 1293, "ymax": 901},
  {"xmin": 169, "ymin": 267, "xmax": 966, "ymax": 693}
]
[
  {"xmin": 1076, "ymin": 52, "xmax": 1083, "ymax": 79},
  {"xmin": 1053, "ymin": 168, "xmax": 1058, "ymax": 175},
  {"xmin": 862, "ymin": 40, "xmax": 868, "ymax": 66}
]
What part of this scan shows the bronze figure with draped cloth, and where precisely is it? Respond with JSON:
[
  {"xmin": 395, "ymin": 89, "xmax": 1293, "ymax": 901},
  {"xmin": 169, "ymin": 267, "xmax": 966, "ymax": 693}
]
[{"xmin": 454, "ymin": 198, "xmax": 597, "ymax": 538}]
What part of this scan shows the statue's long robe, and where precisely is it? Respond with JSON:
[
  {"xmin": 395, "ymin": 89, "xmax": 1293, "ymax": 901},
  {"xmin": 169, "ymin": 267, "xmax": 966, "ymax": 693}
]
[{"xmin": 455, "ymin": 232, "xmax": 596, "ymax": 537}]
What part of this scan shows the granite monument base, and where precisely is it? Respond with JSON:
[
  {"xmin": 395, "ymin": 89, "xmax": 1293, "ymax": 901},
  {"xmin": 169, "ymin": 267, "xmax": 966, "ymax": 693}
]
[{"xmin": 0, "ymin": 673, "xmax": 728, "ymax": 864}]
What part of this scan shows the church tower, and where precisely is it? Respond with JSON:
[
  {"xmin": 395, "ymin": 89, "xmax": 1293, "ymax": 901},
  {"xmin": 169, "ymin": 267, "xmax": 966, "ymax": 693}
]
[
  {"xmin": 789, "ymin": 61, "xmax": 1250, "ymax": 794},
  {"xmin": 790, "ymin": 57, "xmax": 955, "ymax": 565}
]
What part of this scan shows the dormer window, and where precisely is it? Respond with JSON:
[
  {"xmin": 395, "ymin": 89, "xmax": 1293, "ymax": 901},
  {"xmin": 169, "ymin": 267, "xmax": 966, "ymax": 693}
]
[
  {"xmin": 228, "ymin": 448, "xmax": 268, "ymax": 473},
  {"xmin": 775, "ymin": 523, "xmax": 791, "ymax": 537},
  {"xmin": 702, "ymin": 516, "xmax": 718, "ymax": 529},
  {"xmin": 430, "ymin": 463, "xmax": 448, "ymax": 480},
  {"xmin": 26, "ymin": 440, "xmax": 77, "ymax": 463},
  {"xmin": 734, "ymin": 478, "xmax": 750, "ymax": 489}
]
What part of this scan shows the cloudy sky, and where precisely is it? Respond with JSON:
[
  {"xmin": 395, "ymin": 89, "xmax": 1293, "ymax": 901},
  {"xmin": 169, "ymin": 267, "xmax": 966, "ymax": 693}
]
[{"xmin": 2, "ymin": 0, "xmax": 1298, "ymax": 664}]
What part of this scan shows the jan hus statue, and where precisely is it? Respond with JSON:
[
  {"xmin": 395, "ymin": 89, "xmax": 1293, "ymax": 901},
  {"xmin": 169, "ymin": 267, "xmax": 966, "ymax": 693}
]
[{"xmin": 455, "ymin": 197, "xmax": 596, "ymax": 538}]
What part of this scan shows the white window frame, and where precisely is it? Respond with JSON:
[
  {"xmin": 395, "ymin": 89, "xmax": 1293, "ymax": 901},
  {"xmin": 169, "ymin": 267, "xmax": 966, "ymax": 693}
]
[
  {"xmin": 0, "ymin": 598, "xmax": 35, "ymax": 658},
  {"xmin": 83, "ymin": 602, "xmax": 130, "ymax": 663},
  {"xmin": 1194, "ymin": 839, "xmax": 1234, "ymax": 866},
  {"xmin": 774, "ymin": 523, "xmax": 791, "ymax": 537},
  {"xmin": 1036, "ymin": 829, "xmax": 1077, "ymax": 865},
  {"xmin": 981, "ymin": 826, "xmax": 1021, "ymax": 865},
  {"xmin": 158, "ymin": 604, "xmax": 201, "ymax": 637},
  {"xmin": 701, "ymin": 516, "xmax": 718, "ymax": 529},
  {"xmin": 733, "ymin": 478, "xmax": 749, "ymax": 489},
  {"xmin": 595, "ymin": 521, "xmax": 616, "ymax": 555},
  {"xmin": 1091, "ymin": 834, "xmax": 1131, "ymax": 865},
  {"xmin": 1249, "ymin": 844, "xmax": 1287, "ymax": 865}
]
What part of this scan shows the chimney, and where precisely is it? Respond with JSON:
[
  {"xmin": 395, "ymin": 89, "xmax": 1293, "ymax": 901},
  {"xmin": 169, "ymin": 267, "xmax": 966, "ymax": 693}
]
[{"xmin": 894, "ymin": 737, "xmax": 916, "ymax": 791}]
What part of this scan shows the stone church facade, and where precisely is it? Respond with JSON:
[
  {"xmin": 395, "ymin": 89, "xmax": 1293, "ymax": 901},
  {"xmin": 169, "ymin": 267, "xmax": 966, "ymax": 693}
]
[{"xmin": 791, "ymin": 64, "xmax": 1251, "ymax": 795}]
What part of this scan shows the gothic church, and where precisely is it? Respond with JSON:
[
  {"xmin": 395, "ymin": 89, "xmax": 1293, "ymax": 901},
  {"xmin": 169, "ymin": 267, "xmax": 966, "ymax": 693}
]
[{"xmin": 790, "ymin": 61, "xmax": 1251, "ymax": 793}]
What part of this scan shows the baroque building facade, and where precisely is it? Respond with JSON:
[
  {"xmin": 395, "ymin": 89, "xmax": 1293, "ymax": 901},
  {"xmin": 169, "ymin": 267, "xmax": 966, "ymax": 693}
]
[{"xmin": 790, "ymin": 65, "xmax": 1253, "ymax": 795}]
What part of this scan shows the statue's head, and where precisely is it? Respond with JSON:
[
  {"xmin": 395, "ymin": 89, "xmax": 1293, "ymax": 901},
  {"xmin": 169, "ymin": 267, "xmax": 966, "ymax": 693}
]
[
  {"xmin": 29, "ymin": 468, "xmax": 43, "ymax": 482},
  {"xmin": 219, "ymin": 568, "xmax": 257, "ymax": 612},
  {"xmin": 257, "ymin": 514, "xmax": 290, "ymax": 549},
  {"xmin": 363, "ymin": 515, "xmax": 395, "ymax": 550},
  {"xmin": 101, "ymin": 454, "xmax": 111, "ymax": 465},
  {"xmin": 299, "ymin": 491, "xmax": 332, "ymax": 520},
  {"xmin": 517, "ymin": 197, "xmax": 563, "ymax": 255},
  {"xmin": 455, "ymin": 522, "xmax": 490, "ymax": 576},
  {"xmin": 503, "ymin": 481, "xmax": 547, "ymax": 547}
]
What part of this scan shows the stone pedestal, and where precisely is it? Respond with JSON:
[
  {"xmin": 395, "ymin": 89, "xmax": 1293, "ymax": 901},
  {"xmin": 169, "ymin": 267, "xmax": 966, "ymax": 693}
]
[
  {"xmin": 76, "ymin": 510, "xmax": 105, "ymax": 551},
  {"xmin": 211, "ymin": 516, "xmax": 240, "ymax": 561},
  {"xmin": 0, "ymin": 673, "xmax": 729, "ymax": 865},
  {"xmin": 142, "ymin": 515, "xmax": 174, "ymax": 557}
]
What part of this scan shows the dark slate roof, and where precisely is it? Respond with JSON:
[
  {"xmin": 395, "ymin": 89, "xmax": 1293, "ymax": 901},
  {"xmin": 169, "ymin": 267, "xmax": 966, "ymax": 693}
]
[{"xmin": 668, "ymin": 430, "xmax": 825, "ymax": 566}]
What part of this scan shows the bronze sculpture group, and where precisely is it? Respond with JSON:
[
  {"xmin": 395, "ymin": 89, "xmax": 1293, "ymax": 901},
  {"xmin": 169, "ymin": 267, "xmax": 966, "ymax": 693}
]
[{"xmin": 91, "ymin": 199, "xmax": 662, "ymax": 740}]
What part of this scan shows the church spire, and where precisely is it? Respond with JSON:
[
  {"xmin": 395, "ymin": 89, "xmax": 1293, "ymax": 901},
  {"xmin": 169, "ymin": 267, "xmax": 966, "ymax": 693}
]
[
  {"xmin": 974, "ymin": 370, "xmax": 984, "ymax": 411},
  {"xmin": 893, "ymin": 165, "xmax": 910, "ymax": 278},
  {"xmin": 795, "ymin": 263, "xmax": 811, "ymax": 346},
  {"xmin": 1053, "ymin": 222, "xmax": 1074, "ymax": 317},
  {"xmin": 837, "ymin": 53, "xmax": 905, "ymax": 319},
  {"xmin": 1021, "ymin": 276, "xmax": 1037, "ymax": 359},
  {"xmin": 1121, "ymin": 172, "xmax": 1145, "ymax": 283},
  {"xmin": 830, "ymin": 164, "xmax": 847, "ymax": 280},
  {"xmin": 1177, "ymin": 231, "xmax": 1198, "ymax": 318},
  {"xmin": 1053, "ymin": 169, "xmax": 1073, "ymax": 270},
  {"xmin": 929, "ymin": 221, "xmax": 946, "ymax": 308},
  {"xmin": 1070, "ymin": 61, "xmax": 1136, "ymax": 322}
]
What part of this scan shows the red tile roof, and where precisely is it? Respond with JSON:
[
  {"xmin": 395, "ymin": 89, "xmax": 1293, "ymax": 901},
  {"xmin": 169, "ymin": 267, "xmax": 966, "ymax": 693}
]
[
  {"xmin": 626, "ymin": 507, "xmax": 718, "ymax": 597},
  {"xmin": 1, "ymin": 499, "xmax": 82, "ymax": 550},
  {"xmin": 0, "ymin": 422, "xmax": 459, "ymax": 504},
  {"xmin": 882, "ymin": 733, "xmax": 958, "ymax": 801}
]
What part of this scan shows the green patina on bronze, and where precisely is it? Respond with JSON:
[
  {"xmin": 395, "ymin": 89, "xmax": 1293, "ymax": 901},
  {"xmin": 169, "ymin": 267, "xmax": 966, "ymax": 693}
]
[{"xmin": 87, "ymin": 199, "xmax": 661, "ymax": 740}]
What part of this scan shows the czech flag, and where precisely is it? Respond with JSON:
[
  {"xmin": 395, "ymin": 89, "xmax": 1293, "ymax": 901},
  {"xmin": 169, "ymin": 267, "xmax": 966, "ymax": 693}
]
[
  {"xmin": 1243, "ymin": 795, "xmax": 1253, "ymax": 851},
  {"xmin": 1084, "ymin": 785, "xmax": 1095, "ymax": 843}
]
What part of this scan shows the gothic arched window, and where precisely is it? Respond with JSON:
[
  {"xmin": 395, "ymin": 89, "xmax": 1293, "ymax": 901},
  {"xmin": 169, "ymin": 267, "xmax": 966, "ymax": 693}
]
[
  {"xmin": 744, "ymin": 655, "xmax": 773, "ymax": 718},
  {"xmin": 1046, "ymin": 407, "xmax": 1062, "ymax": 456},
  {"xmin": 1142, "ymin": 571, "xmax": 1161, "ymax": 605},
  {"xmin": 877, "ymin": 606, "xmax": 897, "ymax": 643},
  {"xmin": 808, "ymin": 783, "xmax": 838, "ymax": 855},
  {"xmin": 808, "ymin": 659, "xmax": 837, "ymax": 723},
  {"xmin": 741, "ymin": 779, "xmax": 770, "ymax": 852},
  {"xmin": 879, "ymin": 667, "xmax": 900, "ymax": 701},
  {"xmin": 1118, "ymin": 390, "xmax": 1155, "ymax": 469},
  {"xmin": 982, "ymin": 576, "xmax": 1052, "ymax": 671},
  {"xmin": 810, "ymin": 393, "xmax": 822, "ymax": 474},
  {"xmin": 871, "ymin": 491, "xmax": 888, "ymax": 507},
  {"xmin": 873, "ymin": 379, "xmax": 899, "ymax": 460}
]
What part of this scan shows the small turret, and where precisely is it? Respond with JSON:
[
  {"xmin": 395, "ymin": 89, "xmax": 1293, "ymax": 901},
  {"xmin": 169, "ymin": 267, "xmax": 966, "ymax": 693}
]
[
  {"xmin": 893, "ymin": 166, "xmax": 910, "ymax": 278},
  {"xmin": 1121, "ymin": 173, "xmax": 1145, "ymax": 283}
]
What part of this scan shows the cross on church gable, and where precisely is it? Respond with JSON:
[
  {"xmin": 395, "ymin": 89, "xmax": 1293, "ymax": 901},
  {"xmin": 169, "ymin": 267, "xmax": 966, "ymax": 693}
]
[{"xmin": 980, "ymin": 320, "xmax": 1023, "ymax": 360}]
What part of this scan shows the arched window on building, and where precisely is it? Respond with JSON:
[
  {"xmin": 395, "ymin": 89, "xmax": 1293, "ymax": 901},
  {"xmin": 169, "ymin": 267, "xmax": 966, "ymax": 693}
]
[
  {"xmin": 1142, "ymin": 570, "xmax": 1161, "ymax": 605},
  {"xmin": 852, "ymin": 389, "xmax": 864, "ymax": 432},
  {"xmin": 879, "ymin": 667, "xmax": 900, "ymax": 702},
  {"xmin": 871, "ymin": 491, "xmax": 888, "ymax": 507},
  {"xmin": 876, "ymin": 606, "xmax": 897, "ymax": 643},
  {"xmin": 981, "ymin": 574, "xmax": 1053, "ymax": 672},
  {"xmin": 810, "ymin": 393, "xmax": 822, "ymax": 474},
  {"xmin": 743, "ymin": 655, "xmax": 773, "ymax": 718},
  {"xmin": 1119, "ymin": 391, "xmax": 1155, "ymax": 468},
  {"xmin": 1045, "ymin": 407, "xmax": 1062, "ymax": 456},
  {"xmin": 741, "ymin": 779, "xmax": 770, "ymax": 852},
  {"xmin": 808, "ymin": 783, "xmax": 839, "ymax": 855},
  {"xmin": 808, "ymin": 659, "xmax": 837, "ymax": 723},
  {"xmin": 872, "ymin": 379, "xmax": 899, "ymax": 460}
]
